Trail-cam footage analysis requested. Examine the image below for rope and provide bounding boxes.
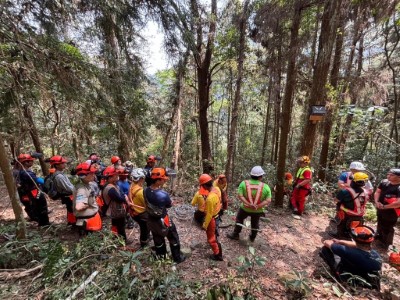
[169,204,195,221]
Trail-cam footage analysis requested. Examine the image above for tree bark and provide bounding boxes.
[299,0,341,157]
[0,134,26,239]
[275,2,303,206]
[225,0,250,183]
[23,105,49,176]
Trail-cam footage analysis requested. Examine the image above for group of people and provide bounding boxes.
[11,152,400,288]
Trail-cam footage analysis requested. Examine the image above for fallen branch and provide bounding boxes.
[321,263,354,299]
[66,270,99,300]
[0,264,43,280]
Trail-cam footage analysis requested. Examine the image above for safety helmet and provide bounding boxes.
[111,156,121,164]
[151,167,168,180]
[75,162,97,176]
[349,161,365,171]
[125,160,133,167]
[103,166,119,177]
[298,156,310,164]
[353,172,368,182]
[285,172,293,180]
[199,174,213,185]
[350,225,375,243]
[18,153,35,163]
[250,166,265,177]
[131,168,146,181]
[147,155,156,163]
[49,155,68,165]
[388,168,400,176]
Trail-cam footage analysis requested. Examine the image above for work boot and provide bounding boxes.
[210,242,223,261]
[155,243,168,260]
[170,244,186,264]
[226,232,239,240]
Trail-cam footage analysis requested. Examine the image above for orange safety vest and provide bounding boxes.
[244,180,265,205]
[340,187,367,217]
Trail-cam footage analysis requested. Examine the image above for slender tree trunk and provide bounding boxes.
[275,2,303,206]
[23,105,48,176]
[300,0,341,157]
[0,134,26,239]
[226,0,250,183]
[261,76,273,166]
[318,16,345,181]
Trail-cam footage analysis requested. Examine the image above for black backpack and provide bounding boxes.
[43,173,58,200]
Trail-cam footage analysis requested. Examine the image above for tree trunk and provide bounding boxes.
[225,0,250,183]
[318,16,345,182]
[275,2,303,207]
[0,134,26,239]
[23,105,49,176]
[299,0,341,157]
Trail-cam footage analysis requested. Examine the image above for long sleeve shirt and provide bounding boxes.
[203,190,221,230]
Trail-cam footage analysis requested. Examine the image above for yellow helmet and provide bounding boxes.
[353,172,368,182]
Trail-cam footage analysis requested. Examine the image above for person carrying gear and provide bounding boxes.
[338,161,373,196]
[320,226,382,290]
[116,167,134,229]
[102,166,129,243]
[143,155,159,187]
[111,156,122,167]
[331,172,369,238]
[73,162,102,235]
[227,166,271,242]
[213,174,228,211]
[200,174,223,261]
[17,154,50,226]
[374,168,400,250]
[128,168,150,247]
[144,167,185,263]
[291,156,312,217]
[47,155,76,225]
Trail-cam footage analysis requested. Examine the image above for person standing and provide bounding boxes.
[73,162,102,234]
[128,168,150,248]
[213,174,228,211]
[144,167,185,263]
[48,155,76,225]
[144,155,157,187]
[320,226,382,289]
[200,174,223,261]
[338,161,373,196]
[291,156,312,217]
[227,166,271,242]
[17,153,50,226]
[102,166,129,242]
[374,168,400,250]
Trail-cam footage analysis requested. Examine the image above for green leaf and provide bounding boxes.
[332,285,342,297]
[249,246,255,255]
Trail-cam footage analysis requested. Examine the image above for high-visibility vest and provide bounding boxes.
[244,180,265,205]
[340,187,367,217]
[296,167,311,180]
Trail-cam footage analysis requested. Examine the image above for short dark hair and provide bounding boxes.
[251,175,262,180]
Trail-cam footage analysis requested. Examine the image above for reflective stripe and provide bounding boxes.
[296,167,311,180]
[244,180,264,205]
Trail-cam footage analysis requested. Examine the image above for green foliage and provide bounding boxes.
[364,203,377,222]
[282,270,313,298]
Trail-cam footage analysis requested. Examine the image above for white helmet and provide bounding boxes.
[131,168,145,181]
[349,161,365,171]
[250,166,265,177]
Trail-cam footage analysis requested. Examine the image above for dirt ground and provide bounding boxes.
[0,186,399,299]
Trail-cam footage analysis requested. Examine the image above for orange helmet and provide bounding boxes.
[49,155,67,165]
[151,167,168,180]
[199,174,213,185]
[18,153,35,163]
[147,155,156,163]
[285,172,293,180]
[103,166,119,177]
[350,226,375,243]
[111,156,121,164]
[76,162,97,175]
[298,156,310,164]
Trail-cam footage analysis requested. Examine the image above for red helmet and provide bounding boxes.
[75,162,97,175]
[49,155,68,165]
[199,174,213,185]
[111,156,121,164]
[147,155,156,163]
[350,226,375,243]
[151,167,168,180]
[103,166,119,177]
[18,153,35,163]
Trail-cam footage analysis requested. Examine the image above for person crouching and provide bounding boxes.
[73,162,102,235]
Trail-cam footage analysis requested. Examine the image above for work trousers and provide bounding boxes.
[148,216,180,256]
[232,208,263,240]
[206,218,220,255]
[133,212,150,247]
[376,209,398,247]
[290,187,309,214]
[111,217,127,241]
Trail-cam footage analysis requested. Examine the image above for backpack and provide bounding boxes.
[43,173,58,200]
[143,188,164,218]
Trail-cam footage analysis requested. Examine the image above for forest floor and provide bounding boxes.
[0,186,399,299]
